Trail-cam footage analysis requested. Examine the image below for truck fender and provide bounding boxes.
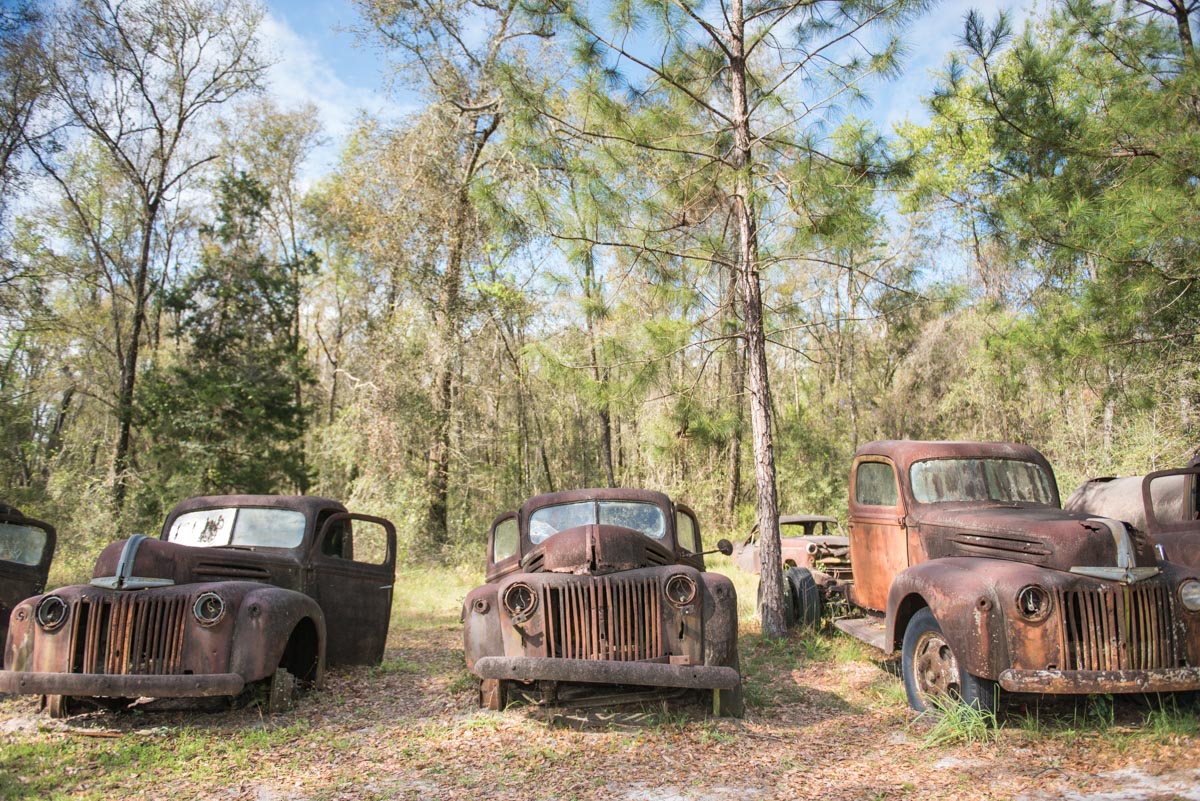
[700,572,738,669]
[885,559,1009,680]
[229,586,326,688]
[462,584,502,672]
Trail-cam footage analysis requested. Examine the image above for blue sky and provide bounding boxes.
[261,0,1031,175]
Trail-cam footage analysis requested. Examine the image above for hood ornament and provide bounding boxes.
[1069,518,1159,585]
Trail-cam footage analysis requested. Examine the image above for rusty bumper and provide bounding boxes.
[473,656,740,690]
[999,667,1200,694]
[0,670,245,698]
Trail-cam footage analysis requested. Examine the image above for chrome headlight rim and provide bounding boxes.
[193,591,227,626]
[1179,579,1200,613]
[502,582,537,622]
[1016,584,1052,622]
[35,595,69,631]
[665,574,698,607]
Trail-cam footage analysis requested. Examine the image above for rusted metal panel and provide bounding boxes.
[1000,667,1200,694]
[473,656,740,689]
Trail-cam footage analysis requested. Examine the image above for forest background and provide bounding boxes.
[0,0,1196,584]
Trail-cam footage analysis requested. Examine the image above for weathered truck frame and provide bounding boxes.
[1066,460,1200,571]
[1,495,396,715]
[463,488,743,716]
[792,441,1200,712]
[0,505,56,650]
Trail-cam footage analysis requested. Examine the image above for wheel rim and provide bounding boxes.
[912,629,961,706]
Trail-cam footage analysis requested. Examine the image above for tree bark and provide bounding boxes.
[728,0,786,638]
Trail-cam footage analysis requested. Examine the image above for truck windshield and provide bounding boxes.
[529,501,667,544]
[167,507,307,548]
[910,459,1055,505]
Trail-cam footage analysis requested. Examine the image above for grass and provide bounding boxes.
[917,695,1002,747]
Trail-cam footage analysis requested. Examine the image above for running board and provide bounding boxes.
[833,617,891,654]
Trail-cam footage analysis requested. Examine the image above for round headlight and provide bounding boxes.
[665,574,697,607]
[1016,585,1052,622]
[193,592,226,626]
[502,582,537,622]
[1180,579,1200,612]
[36,595,69,631]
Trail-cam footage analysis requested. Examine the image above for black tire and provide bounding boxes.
[786,566,822,630]
[901,607,996,714]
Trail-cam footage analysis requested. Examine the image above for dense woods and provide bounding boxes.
[1,0,1196,592]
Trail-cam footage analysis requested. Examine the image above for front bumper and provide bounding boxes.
[0,670,245,698]
[473,656,740,690]
[999,667,1200,694]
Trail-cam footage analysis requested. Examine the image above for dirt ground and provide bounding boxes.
[2,615,1199,801]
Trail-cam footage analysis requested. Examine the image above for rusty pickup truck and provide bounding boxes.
[463,488,743,716]
[790,441,1200,713]
[1,495,395,716]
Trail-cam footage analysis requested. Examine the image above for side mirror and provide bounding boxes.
[701,538,734,557]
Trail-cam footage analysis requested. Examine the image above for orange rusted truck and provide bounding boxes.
[792,441,1200,712]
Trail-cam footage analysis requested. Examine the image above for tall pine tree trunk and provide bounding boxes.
[728,0,785,638]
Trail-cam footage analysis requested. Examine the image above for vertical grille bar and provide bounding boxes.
[543,576,667,663]
[1056,584,1175,672]
[65,595,189,675]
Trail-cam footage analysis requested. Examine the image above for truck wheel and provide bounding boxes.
[43,694,74,719]
[267,667,296,713]
[480,678,508,711]
[786,567,822,630]
[901,608,996,714]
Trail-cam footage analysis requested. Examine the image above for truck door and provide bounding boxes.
[848,457,909,612]
[310,512,397,666]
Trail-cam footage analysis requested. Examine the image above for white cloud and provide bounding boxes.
[257,12,405,175]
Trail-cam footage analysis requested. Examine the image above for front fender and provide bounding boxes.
[228,586,326,686]
[700,573,739,668]
[886,558,1012,679]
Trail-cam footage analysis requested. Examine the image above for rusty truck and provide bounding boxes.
[1,495,395,716]
[785,441,1200,712]
[462,488,743,716]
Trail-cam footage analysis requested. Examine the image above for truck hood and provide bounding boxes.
[521,524,675,575]
[92,537,304,590]
[917,503,1158,574]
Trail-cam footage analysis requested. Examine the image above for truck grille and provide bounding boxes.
[1056,583,1177,671]
[542,577,664,661]
[68,595,188,675]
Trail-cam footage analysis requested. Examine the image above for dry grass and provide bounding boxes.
[2,565,1199,801]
